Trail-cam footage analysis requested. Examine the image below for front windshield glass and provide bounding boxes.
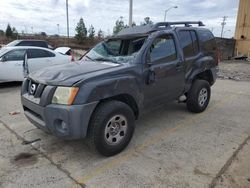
[83,37,147,63]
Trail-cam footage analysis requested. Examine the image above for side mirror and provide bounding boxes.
[1,56,6,62]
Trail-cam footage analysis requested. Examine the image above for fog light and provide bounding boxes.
[55,119,68,133]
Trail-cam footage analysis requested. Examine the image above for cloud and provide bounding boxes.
[0,0,239,38]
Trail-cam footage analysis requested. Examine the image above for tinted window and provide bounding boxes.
[28,49,55,58]
[150,35,177,63]
[178,31,195,58]
[198,30,216,52]
[190,31,199,54]
[3,49,26,61]
[17,41,48,48]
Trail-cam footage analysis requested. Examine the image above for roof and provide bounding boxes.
[116,21,205,37]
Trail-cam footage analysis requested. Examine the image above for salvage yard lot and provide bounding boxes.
[1,70,250,187]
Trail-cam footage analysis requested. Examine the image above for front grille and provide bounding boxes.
[22,78,57,107]
[26,79,46,98]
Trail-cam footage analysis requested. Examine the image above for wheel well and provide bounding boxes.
[194,70,214,85]
[99,94,139,119]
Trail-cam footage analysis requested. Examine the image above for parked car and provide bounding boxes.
[0,46,71,82]
[21,21,219,156]
[54,47,72,55]
[5,40,53,49]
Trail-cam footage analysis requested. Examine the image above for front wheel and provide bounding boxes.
[186,80,211,113]
[87,101,135,156]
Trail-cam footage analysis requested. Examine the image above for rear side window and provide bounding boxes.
[17,41,48,48]
[178,30,199,58]
[28,49,55,59]
[198,30,216,52]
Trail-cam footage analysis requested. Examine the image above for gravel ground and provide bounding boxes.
[218,60,250,81]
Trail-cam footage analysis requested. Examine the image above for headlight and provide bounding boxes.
[52,87,79,105]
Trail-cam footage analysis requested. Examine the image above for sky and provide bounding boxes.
[0,0,239,38]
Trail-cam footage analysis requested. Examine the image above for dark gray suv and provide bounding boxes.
[21,21,219,156]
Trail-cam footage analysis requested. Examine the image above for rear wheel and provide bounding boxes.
[87,101,135,156]
[186,80,211,113]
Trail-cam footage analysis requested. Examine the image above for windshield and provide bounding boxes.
[83,37,147,63]
[0,48,9,57]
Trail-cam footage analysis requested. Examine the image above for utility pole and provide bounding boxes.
[220,16,228,38]
[57,24,60,35]
[129,0,133,27]
[66,0,69,40]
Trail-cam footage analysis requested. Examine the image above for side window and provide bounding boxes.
[149,35,177,63]
[198,30,216,52]
[190,31,199,55]
[3,49,26,61]
[28,49,55,59]
[178,31,194,58]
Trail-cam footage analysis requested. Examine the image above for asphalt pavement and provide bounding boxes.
[0,79,250,188]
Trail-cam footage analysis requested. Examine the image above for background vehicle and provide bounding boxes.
[5,40,53,49]
[0,46,70,82]
[21,21,219,156]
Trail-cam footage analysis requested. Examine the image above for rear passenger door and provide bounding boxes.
[177,29,200,74]
[27,49,56,72]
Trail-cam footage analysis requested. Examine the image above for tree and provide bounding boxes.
[132,22,136,27]
[88,25,95,39]
[12,27,18,38]
[5,24,13,38]
[113,16,125,35]
[97,29,104,39]
[141,17,153,26]
[75,18,87,43]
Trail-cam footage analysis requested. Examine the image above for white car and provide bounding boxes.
[0,46,71,82]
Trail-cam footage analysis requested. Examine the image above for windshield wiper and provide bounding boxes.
[85,55,94,61]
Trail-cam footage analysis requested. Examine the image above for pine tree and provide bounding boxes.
[75,18,87,43]
[113,16,125,35]
[5,24,13,38]
[88,25,95,39]
[141,17,153,26]
[97,29,104,39]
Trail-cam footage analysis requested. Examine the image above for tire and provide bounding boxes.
[87,100,135,156]
[186,80,211,113]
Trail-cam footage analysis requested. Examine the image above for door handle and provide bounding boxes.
[15,63,22,66]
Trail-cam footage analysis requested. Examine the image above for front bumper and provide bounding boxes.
[22,96,98,140]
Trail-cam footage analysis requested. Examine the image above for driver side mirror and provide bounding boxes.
[0,56,7,62]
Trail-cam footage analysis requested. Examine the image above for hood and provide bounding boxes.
[29,60,122,86]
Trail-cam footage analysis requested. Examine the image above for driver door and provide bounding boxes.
[0,49,26,82]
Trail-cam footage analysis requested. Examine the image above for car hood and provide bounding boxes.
[29,60,122,86]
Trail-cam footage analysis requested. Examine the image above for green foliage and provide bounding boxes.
[97,29,104,39]
[75,18,87,43]
[141,17,153,26]
[88,25,95,39]
[113,17,125,35]
[5,24,13,38]
[12,27,18,39]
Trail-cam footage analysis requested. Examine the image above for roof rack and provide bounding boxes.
[152,21,205,30]
[116,21,205,37]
